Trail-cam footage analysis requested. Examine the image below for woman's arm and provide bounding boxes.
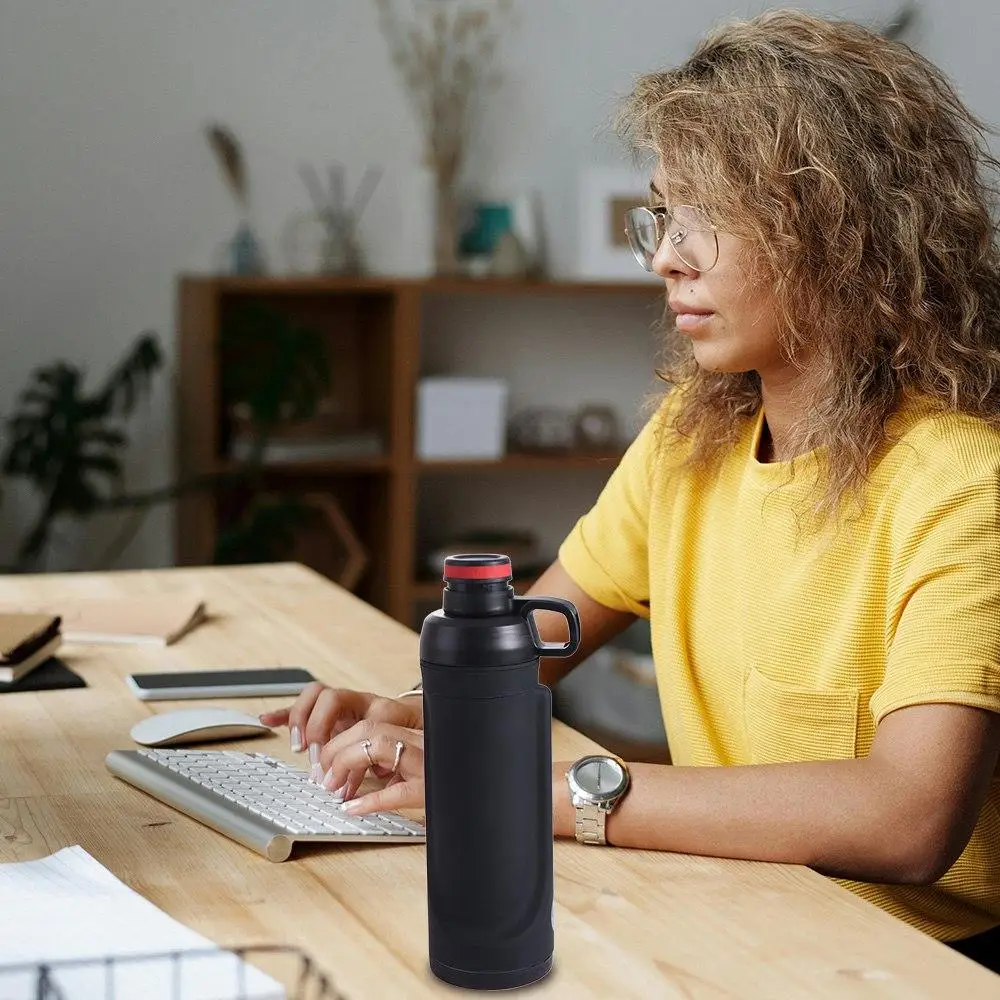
[554,702,1000,885]
[527,559,636,687]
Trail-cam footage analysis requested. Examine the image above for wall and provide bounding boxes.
[0,0,991,568]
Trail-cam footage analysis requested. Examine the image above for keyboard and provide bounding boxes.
[105,748,425,862]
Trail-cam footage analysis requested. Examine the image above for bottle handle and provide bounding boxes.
[514,597,582,658]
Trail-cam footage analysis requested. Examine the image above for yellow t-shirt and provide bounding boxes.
[558,391,1000,941]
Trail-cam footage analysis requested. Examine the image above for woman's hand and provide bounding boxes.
[259,683,423,781]
[318,719,425,816]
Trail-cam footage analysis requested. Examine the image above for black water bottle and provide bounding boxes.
[419,554,581,990]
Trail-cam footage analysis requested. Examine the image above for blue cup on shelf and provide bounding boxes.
[459,203,514,257]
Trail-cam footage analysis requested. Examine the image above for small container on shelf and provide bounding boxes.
[416,377,508,460]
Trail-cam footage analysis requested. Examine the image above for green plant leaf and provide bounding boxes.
[3,332,163,568]
[84,427,128,448]
[99,331,164,417]
[220,304,331,434]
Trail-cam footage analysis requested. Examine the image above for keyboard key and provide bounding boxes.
[388,817,425,835]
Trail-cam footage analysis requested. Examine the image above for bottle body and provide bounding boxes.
[421,658,553,989]
[419,554,580,990]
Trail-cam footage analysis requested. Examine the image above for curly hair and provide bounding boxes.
[617,9,1000,522]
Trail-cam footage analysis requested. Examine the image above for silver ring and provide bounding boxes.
[389,740,404,776]
[360,738,377,769]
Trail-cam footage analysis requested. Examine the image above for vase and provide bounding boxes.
[460,203,513,257]
[319,212,364,275]
[229,220,266,275]
[433,175,461,276]
[281,211,327,274]
[490,229,529,279]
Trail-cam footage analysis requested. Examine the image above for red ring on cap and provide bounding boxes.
[444,559,512,581]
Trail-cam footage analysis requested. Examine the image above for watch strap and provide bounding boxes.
[574,801,607,846]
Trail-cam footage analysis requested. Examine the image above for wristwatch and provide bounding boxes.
[565,754,631,845]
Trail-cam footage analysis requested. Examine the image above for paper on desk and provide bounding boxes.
[0,846,284,1000]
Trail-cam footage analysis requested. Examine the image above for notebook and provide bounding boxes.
[0,846,283,999]
[0,656,85,693]
[13,596,207,647]
[0,614,62,683]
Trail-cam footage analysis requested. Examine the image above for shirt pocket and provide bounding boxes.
[744,666,860,764]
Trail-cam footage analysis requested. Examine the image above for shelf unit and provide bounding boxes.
[176,276,662,624]
[416,450,624,473]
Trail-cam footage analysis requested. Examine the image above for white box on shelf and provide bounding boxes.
[416,377,509,460]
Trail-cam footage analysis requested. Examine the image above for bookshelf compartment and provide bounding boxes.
[212,473,390,608]
[216,292,395,469]
[178,277,660,622]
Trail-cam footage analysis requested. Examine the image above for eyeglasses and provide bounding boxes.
[624,204,719,273]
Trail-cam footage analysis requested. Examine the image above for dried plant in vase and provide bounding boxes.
[375,0,513,275]
[206,123,266,274]
[298,161,382,274]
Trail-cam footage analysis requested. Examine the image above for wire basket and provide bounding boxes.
[0,944,345,1000]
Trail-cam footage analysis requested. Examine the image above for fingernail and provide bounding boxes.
[321,767,336,790]
[310,762,323,784]
[331,782,348,800]
[309,742,321,765]
[344,799,363,814]
[290,726,303,752]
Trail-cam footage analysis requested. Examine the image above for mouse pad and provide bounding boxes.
[0,657,87,694]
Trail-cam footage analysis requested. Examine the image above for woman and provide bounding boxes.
[262,10,1000,966]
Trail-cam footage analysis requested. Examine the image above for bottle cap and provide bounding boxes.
[443,554,512,583]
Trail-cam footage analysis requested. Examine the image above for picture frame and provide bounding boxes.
[575,165,661,282]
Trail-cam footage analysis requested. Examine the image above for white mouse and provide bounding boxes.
[130,707,272,747]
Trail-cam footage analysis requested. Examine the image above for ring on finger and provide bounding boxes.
[389,740,404,776]
[360,738,377,769]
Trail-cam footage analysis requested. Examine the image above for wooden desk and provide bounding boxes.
[0,563,995,998]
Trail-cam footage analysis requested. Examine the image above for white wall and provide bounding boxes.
[0,0,992,569]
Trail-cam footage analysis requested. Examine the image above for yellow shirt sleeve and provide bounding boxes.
[558,400,672,618]
[872,468,1000,723]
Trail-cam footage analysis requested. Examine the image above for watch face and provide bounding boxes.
[572,757,626,800]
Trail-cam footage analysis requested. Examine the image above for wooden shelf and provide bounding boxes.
[183,274,663,299]
[217,455,392,476]
[203,275,400,296]
[177,275,647,624]
[211,452,621,477]
[417,450,624,474]
[418,277,663,298]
